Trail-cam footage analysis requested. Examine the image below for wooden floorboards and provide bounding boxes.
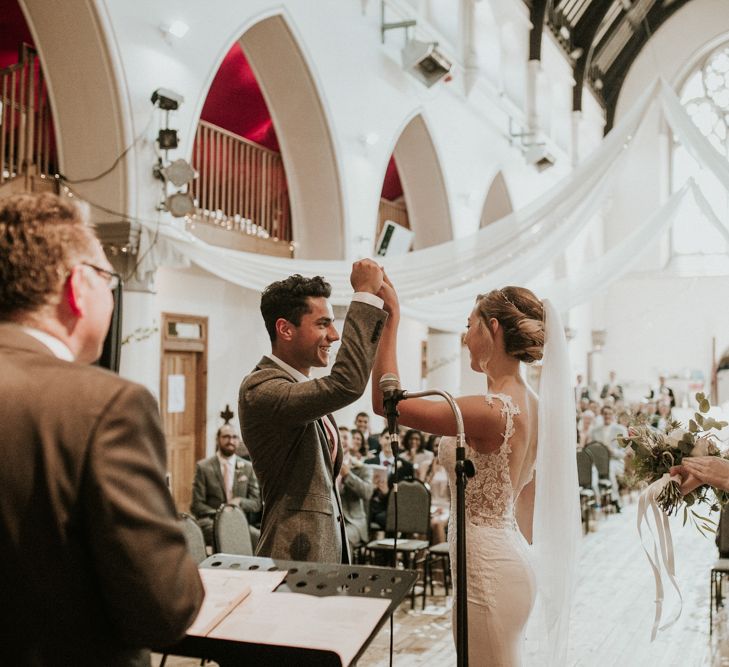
[154,496,729,666]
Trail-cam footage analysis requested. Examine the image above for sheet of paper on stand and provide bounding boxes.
[208,590,391,666]
[187,568,287,637]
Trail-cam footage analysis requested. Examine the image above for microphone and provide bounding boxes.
[379,373,403,442]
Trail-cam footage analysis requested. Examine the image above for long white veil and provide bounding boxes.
[528,298,581,665]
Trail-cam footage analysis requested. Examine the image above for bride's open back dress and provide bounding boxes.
[438,393,537,666]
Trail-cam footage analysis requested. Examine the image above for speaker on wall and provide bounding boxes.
[375,220,414,257]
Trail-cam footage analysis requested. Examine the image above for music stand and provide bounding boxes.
[164,553,417,666]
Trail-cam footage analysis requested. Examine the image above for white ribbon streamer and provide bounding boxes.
[636,473,683,641]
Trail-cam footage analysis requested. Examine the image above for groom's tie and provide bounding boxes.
[321,414,338,463]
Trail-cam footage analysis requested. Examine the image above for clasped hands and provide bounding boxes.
[350,259,399,316]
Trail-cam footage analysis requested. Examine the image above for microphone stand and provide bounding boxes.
[397,388,474,667]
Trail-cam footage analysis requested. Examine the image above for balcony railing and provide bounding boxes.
[190,120,292,256]
[0,44,56,188]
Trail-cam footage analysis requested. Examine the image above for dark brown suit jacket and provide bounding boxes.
[0,325,203,666]
[239,300,386,564]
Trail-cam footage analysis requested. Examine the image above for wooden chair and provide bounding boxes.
[213,503,254,556]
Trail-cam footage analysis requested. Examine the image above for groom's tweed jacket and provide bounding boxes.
[239,300,386,563]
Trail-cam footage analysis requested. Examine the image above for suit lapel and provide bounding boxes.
[316,418,336,479]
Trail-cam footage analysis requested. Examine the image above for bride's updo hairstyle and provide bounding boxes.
[475,286,545,363]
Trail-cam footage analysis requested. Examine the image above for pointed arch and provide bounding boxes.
[479,171,513,228]
[20,0,130,215]
[385,113,452,250]
[231,15,344,259]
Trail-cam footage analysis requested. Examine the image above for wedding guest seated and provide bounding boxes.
[588,400,603,426]
[338,435,375,553]
[655,399,672,431]
[355,411,381,455]
[589,405,628,510]
[351,428,369,458]
[365,430,414,530]
[617,410,631,428]
[424,436,449,544]
[191,424,262,546]
[639,400,658,426]
[401,428,434,481]
[339,426,362,460]
[577,410,596,449]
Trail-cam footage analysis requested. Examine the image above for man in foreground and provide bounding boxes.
[239,261,388,563]
[0,193,203,665]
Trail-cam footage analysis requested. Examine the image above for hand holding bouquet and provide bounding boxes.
[618,393,729,532]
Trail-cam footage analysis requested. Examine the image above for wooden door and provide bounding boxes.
[160,314,207,511]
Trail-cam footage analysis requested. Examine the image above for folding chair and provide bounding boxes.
[576,450,597,533]
[584,442,615,512]
[178,512,208,564]
[365,479,431,609]
[213,503,254,555]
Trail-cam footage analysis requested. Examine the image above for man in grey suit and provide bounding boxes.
[239,261,388,563]
[191,423,262,546]
[0,193,203,666]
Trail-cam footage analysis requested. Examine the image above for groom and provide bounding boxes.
[239,260,388,564]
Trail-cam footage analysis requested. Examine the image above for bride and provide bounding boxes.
[372,278,579,666]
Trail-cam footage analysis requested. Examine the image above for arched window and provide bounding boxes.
[671,44,729,262]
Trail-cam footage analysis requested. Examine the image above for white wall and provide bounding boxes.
[600,0,729,391]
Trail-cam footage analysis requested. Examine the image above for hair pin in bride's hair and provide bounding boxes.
[500,288,518,310]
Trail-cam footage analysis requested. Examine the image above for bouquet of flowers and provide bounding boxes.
[618,393,729,533]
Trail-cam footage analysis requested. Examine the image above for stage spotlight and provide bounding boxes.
[401,39,452,88]
[157,128,179,150]
[165,192,196,218]
[160,158,196,187]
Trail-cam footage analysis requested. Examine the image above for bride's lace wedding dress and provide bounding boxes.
[439,393,537,666]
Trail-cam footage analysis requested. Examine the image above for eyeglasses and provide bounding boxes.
[82,262,122,291]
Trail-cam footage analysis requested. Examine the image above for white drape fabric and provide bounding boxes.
[529,299,581,666]
[135,79,726,331]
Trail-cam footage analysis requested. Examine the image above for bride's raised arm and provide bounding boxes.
[372,274,504,453]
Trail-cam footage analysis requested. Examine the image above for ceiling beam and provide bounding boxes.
[602,0,693,130]
[571,0,617,110]
[529,0,550,61]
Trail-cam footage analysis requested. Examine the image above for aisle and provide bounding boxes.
[360,499,729,666]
